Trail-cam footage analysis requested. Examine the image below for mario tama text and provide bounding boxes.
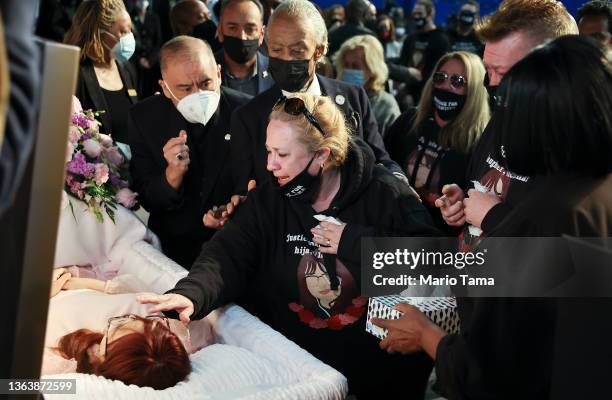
[371,249,493,287]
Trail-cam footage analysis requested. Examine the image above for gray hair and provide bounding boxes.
[267,0,328,50]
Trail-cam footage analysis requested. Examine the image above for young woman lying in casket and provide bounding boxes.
[43,268,213,389]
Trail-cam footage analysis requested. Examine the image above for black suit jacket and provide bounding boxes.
[214,49,275,95]
[230,74,402,193]
[129,87,252,268]
[75,59,139,135]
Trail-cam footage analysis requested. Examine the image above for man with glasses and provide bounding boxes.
[214,0,274,96]
[128,35,252,269]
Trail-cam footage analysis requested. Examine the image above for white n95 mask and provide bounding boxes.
[164,81,220,126]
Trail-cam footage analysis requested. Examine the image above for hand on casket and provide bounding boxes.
[138,292,194,324]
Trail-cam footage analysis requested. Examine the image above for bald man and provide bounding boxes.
[128,36,252,269]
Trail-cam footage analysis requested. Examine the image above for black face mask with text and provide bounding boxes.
[432,88,466,121]
[268,57,312,92]
[223,36,260,64]
[271,155,322,202]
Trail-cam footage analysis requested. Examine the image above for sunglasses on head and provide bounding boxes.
[433,71,467,90]
[274,96,326,136]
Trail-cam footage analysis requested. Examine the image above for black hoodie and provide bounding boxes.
[168,138,438,398]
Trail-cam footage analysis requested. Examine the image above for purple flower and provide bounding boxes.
[104,146,124,166]
[99,134,114,148]
[67,152,95,177]
[116,188,138,208]
[109,173,122,187]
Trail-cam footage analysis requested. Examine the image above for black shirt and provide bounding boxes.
[449,29,484,56]
[101,87,132,144]
[400,28,450,84]
[385,109,468,235]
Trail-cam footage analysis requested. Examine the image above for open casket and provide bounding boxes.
[44,201,348,399]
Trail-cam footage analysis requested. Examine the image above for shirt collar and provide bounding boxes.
[281,74,322,97]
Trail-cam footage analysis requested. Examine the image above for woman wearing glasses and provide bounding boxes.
[384,51,490,234]
[139,93,439,399]
[43,281,212,388]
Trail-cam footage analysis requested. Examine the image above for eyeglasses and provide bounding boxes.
[274,96,326,136]
[433,71,467,90]
[103,314,169,356]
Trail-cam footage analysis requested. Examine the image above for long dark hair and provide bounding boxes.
[492,35,612,177]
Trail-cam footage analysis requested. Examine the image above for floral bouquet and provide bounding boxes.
[65,108,137,223]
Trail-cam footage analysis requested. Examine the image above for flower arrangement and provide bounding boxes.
[65,108,137,223]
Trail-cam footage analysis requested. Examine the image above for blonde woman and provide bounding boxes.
[385,51,489,234]
[65,0,139,156]
[140,93,438,399]
[333,34,400,137]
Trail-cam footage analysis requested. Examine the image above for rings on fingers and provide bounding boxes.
[326,238,331,246]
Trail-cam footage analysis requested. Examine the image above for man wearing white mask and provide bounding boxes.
[129,35,252,269]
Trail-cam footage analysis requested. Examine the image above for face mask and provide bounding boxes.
[104,31,136,63]
[459,11,475,26]
[268,57,312,92]
[432,88,466,121]
[164,82,220,125]
[223,36,260,64]
[378,29,391,41]
[413,17,426,29]
[272,155,322,202]
[395,27,406,37]
[342,68,366,87]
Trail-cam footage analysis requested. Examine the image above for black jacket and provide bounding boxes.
[75,59,139,140]
[168,138,437,397]
[214,49,274,95]
[128,87,252,268]
[230,74,403,193]
[327,21,376,57]
[436,173,612,399]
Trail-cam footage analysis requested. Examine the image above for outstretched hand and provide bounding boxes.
[203,179,256,229]
[137,292,195,324]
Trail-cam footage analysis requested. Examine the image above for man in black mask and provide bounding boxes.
[398,0,450,101]
[327,0,376,57]
[448,0,484,56]
[204,0,406,228]
[214,0,274,96]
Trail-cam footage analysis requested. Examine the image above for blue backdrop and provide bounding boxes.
[314,0,586,26]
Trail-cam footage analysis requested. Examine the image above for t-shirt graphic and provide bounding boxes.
[411,40,428,69]
[289,253,366,330]
[458,149,530,252]
[406,136,445,206]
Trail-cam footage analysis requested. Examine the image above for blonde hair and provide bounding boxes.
[333,34,388,93]
[64,0,127,63]
[476,0,578,47]
[270,93,350,167]
[413,51,490,153]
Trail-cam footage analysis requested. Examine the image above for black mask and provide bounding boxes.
[486,85,500,112]
[458,11,475,26]
[268,57,312,92]
[271,155,322,202]
[432,88,466,121]
[223,36,259,64]
[413,17,426,28]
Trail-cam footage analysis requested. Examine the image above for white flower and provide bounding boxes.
[82,138,103,158]
[116,188,138,208]
[66,142,75,163]
[98,134,114,148]
[105,146,124,166]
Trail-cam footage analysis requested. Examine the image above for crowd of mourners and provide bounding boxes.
[32,0,612,398]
